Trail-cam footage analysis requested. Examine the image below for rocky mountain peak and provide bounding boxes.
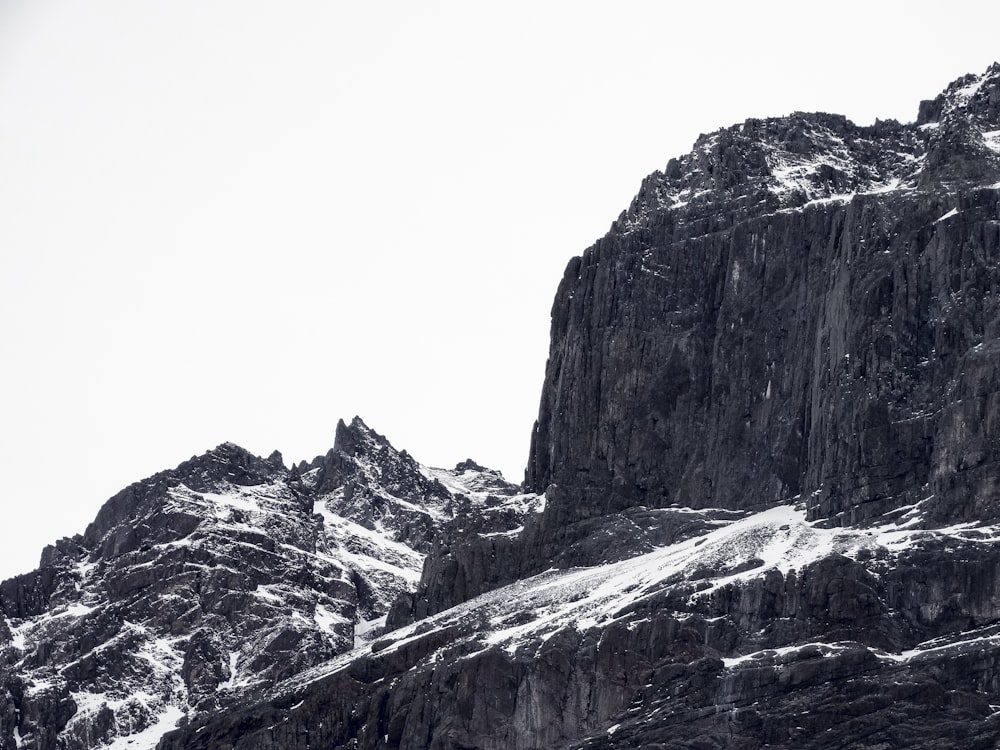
[615,64,1000,241]
[914,63,1000,186]
[917,61,1000,127]
[155,65,1000,748]
[314,416,436,503]
[73,442,287,568]
[453,458,486,472]
[191,442,282,488]
[331,416,391,458]
[1,421,541,749]
[527,64,1000,529]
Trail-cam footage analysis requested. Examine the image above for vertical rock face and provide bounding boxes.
[395,65,1000,628]
[527,63,1000,537]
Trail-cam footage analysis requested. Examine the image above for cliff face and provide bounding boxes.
[527,186,1000,528]
[390,66,1000,628]
[527,64,1000,534]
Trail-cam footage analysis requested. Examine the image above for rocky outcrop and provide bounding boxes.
[527,65,1000,529]
[0,420,535,750]
[513,66,1000,597]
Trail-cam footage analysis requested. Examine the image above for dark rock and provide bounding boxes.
[1,421,536,749]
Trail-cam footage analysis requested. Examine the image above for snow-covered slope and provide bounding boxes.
[165,494,1000,748]
[279,496,1000,687]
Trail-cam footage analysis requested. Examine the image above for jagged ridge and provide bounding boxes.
[0,419,540,749]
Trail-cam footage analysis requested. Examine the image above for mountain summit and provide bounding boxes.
[0,427,539,749]
[5,64,1000,749]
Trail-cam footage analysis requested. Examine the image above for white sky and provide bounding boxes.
[1,0,997,580]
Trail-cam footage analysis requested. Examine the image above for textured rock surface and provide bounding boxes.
[393,64,1000,628]
[0,419,537,750]
[526,64,1000,531]
[160,502,1000,750]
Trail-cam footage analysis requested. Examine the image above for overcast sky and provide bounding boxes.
[1,0,997,580]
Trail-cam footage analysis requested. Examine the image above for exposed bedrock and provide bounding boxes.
[528,186,1000,528]
[163,540,1000,750]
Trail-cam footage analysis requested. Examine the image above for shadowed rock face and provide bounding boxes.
[526,187,1000,531]
[526,64,1000,531]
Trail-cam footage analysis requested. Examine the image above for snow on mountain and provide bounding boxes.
[163,64,1000,749]
[616,62,1000,240]
[276,496,1000,691]
[0,421,541,750]
[169,489,1000,748]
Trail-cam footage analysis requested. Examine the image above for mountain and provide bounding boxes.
[4,63,1000,749]
[0,418,540,749]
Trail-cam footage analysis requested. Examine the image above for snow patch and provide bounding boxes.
[293,541,420,585]
[75,558,98,579]
[953,75,985,103]
[479,526,524,539]
[723,642,849,668]
[253,584,284,603]
[102,703,185,750]
[68,690,110,719]
[354,615,387,649]
[8,618,27,651]
[222,651,240,689]
[879,625,1000,663]
[316,503,423,569]
[314,603,349,635]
